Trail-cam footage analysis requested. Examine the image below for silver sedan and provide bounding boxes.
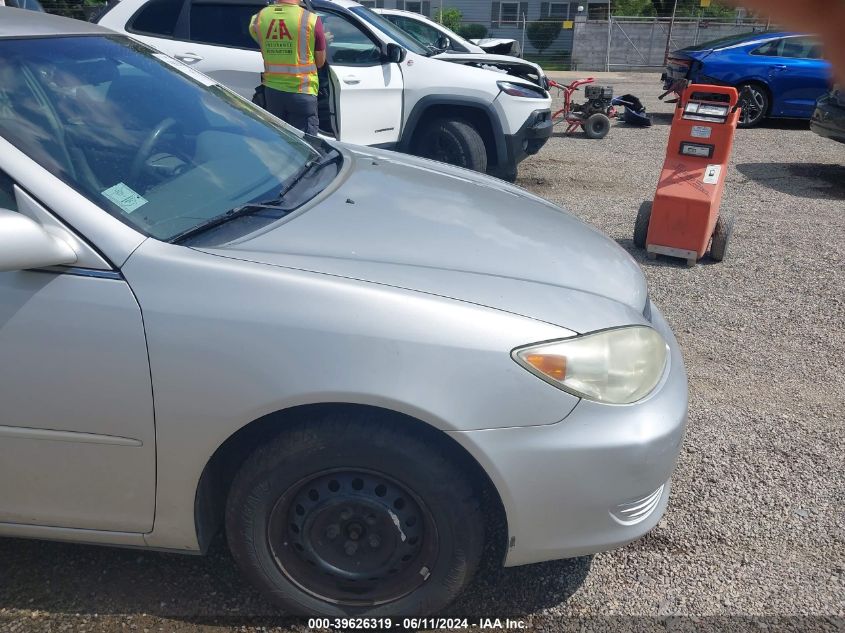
[0,8,687,618]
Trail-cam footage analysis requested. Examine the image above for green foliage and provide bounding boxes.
[457,23,488,40]
[616,0,737,18]
[526,18,562,54]
[613,0,656,16]
[434,7,463,32]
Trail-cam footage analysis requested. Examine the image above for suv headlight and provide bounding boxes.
[497,80,546,99]
[512,326,669,404]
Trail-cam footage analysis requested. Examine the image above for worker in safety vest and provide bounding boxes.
[249,0,327,134]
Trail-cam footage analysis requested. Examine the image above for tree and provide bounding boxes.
[526,18,562,54]
[434,7,463,32]
[613,0,656,16]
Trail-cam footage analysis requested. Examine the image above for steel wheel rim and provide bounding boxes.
[739,87,766,125]
[267,468,439,606]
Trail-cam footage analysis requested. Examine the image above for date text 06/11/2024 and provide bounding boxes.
[307,618,529,630]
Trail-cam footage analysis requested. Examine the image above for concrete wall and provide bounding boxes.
[571,16,770,71]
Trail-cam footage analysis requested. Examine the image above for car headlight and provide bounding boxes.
[512,326,669,404]
[497,80,546,99]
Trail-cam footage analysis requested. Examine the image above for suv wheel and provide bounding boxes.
[225,417,485,617]
[416,119,488,172]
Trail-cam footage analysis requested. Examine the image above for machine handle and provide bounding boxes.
[684,84,739,108]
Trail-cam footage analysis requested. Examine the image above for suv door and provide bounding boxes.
[119,0,264,99]
[0,172,156,533]
[180,0,266,98]
[319,9,403,146]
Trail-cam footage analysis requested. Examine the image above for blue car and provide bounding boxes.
[663,32,832,128]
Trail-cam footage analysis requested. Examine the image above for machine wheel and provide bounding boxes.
[710,211,735,262]
[633,201,652,249]
[225,416,485,617]
[583,113,611,139]
[416,119,488,173]
[737,83,769,128]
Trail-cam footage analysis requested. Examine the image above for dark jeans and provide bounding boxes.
[264,86,319,136]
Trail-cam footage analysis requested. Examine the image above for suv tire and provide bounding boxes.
[225,415,485,617]
[416,119,488,172]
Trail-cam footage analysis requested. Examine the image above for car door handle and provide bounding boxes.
[770,64,788,72]
[175,53,203,65]
[342,75,360,85]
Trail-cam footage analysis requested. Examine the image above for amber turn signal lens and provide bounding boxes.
[523,354,567,380]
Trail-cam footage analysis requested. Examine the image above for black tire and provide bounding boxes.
[225,416,485,617]
[498,167,518,183]
[583,113,611,139]
[634,201,652,249]
[710,210,735,262]
[416,118,488,173]
[737,83,769,128]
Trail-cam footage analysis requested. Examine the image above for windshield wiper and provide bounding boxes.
[170,149,342,244]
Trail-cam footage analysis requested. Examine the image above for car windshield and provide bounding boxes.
[0,35,324,241]
[348,6,429,56]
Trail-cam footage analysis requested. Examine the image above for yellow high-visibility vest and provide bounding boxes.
[250,4,318,96]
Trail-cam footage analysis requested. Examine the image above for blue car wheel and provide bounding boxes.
[738,83,770,128]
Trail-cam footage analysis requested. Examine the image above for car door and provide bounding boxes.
[319,9,403,146]
[107,0,264,99]
[0,171,156,533]
[753,36,832,117]
[178,0,266,99]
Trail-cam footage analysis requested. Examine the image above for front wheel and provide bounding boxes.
[416,119,488,173]
[710,211,735,262]
[633,201,652,249]
[583,113,611,139]
[225,417,485,617]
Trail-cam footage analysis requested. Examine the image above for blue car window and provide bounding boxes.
[753,37,822,60]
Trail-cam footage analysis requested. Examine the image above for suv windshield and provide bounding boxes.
[0,35,325,241]
[349,6,429,56]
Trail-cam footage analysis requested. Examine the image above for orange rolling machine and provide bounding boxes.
[634,83,742,267]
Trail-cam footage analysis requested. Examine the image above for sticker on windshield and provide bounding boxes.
[102,182,148,213]
[152,53,217,87]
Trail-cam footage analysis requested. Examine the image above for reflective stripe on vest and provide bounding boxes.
[255,4,318,96]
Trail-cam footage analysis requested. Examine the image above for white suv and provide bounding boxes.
[97,0,552,180]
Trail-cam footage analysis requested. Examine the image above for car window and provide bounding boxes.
[189,2,261,50]
[754,37,822,59]
[0,170,18,212]
[318,11,383,66]
[387,14,440,48]
[130,0,185,38]
[0,35,320,242]
[348,6,429,56]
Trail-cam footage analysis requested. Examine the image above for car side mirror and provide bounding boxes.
[385,43,406,64]
[436,35,451,50]
[0,209,77,272]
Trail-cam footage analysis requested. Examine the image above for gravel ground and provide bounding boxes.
[1,73,844,633]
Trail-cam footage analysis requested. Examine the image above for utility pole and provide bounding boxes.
[606,0,612,71]
[662,0,679,65]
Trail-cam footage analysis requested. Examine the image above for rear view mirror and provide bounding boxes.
[0,209,77,272]
[385,43,406,64]
[436,35,451,50]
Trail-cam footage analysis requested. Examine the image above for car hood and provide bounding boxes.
[435,52,546,85]
[196,146,648,333]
